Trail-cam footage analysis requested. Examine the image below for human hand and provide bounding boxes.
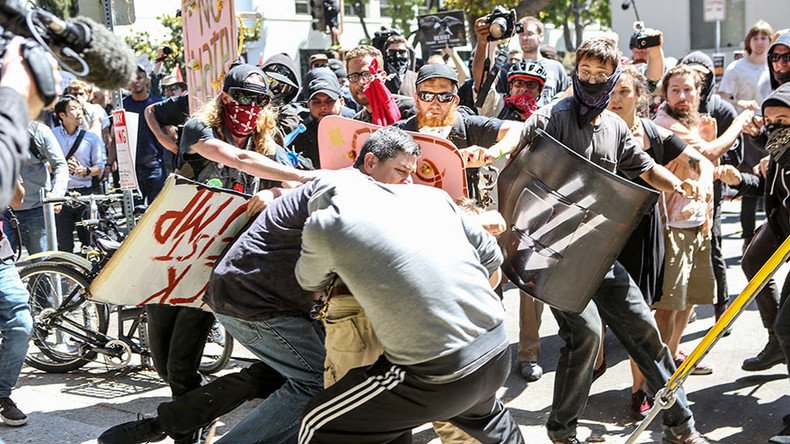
[699,115,718,142]
[676,179,709,201]
[67,158,82,176]
[753,156,770,177]
[743,115,764,138]
[734,109,756,129]
[246,188,281,216]
[460,146,488,168]
[475,210,507,236]
[714,165,743,186]
[474,17,491,44]
[736,99,760,111]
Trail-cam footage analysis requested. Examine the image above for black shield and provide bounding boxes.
[498,129,659,313]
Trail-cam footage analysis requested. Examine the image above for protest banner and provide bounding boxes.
[316,115,467,199]
[90,175,251,310]
[112,109,139,191]
[417,10,467,51]
[182,0,238,113]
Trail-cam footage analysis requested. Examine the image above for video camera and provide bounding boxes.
[0,0,136,105]
[485,6,522,42]
[629,21,661,50]
[372,27,402,54]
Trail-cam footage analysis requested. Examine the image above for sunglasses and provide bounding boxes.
[387,49,409,57]
[267,77,295,97]
[229,88,270,107]
[769,53,790,63]
[511,79,542,90]
[417,91,456,103]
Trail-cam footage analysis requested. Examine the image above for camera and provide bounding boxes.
[372,27,401,54]
[162,46,173,56]
[630,21,661,50]
[485,6,519,42]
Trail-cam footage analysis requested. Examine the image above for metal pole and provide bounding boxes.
[40,188,57,251]
[715,19,721,53]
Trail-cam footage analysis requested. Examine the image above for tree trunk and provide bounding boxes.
[563,22,573,53]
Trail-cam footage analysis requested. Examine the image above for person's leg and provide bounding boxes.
[300,351,523,444]
[0,262,33,425]
[323,296,384,387]
[741,223,785,370]
[163,307,215,398]
[15,208,47,255]
[710,187,728,311]
[654,309,677,355]
[668,307,694,356]
[55,203,76,253]
[595,262,696,439]
[214,314,325,444]
[545,299,602,442]
[144,304,180,389]
[516,291,543,381]
[2,210,18,253]
[654,228,693,358]
[741,194,758,246]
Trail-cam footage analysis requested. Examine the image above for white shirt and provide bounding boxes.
[718,58,772,111]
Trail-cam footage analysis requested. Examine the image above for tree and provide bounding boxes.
[539,0,610,52]
[381,0,422,37]
[36,0,78,18]
[443,0,552,46]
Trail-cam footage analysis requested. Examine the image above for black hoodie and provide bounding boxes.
[681,51,743,166]
[737,83,790,235]
[769,33,790,91]
[261,53,304,141]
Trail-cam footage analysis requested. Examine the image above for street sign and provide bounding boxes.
[703,0,726,23]
[112,109,139,191]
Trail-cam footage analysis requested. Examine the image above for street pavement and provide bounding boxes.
[1,200,788,444]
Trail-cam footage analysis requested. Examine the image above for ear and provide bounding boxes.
[362,152,377,173]
[220,92,232,105]
[452,95,460,106]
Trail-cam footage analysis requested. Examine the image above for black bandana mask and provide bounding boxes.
[766,124,790,168]
[385,53,410,78]
[775,70,790,86]
[572,64,621,128]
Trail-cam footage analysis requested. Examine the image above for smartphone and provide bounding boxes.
[636,33,661,49]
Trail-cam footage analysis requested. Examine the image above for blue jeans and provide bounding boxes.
[0,262,33,398]
[547,261,695,441]
[214,314,325,444]
[4,208,48,255]
[136,165,166,205]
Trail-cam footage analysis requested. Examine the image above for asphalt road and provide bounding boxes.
[1,200,788,444]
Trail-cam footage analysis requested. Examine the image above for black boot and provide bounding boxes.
[742,332,785,371]
[98,417,167,444]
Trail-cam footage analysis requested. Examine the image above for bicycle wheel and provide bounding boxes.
[199,318,234,375]
[21,262,109,373]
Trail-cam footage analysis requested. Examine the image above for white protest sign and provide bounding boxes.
[112,109,139,191]
[703,0,726,22]
[90,175,252,310]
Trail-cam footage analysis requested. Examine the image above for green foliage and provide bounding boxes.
[538,0,610,51]
[35,0,78,18]
[380,0,423,36]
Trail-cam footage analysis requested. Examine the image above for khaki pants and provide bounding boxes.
[323,295,479,443]
[517,291,543,362]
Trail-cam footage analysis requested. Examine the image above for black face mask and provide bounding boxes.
[766,124,790,168]
[385,53,409,77]
[775,70,790,86]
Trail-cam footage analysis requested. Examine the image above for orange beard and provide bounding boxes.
[417,104,458,128]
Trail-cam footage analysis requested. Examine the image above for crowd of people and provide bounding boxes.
[0,10,789,444]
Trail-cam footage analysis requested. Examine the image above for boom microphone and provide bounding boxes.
[0,1,136,90]
[622,0,632,10]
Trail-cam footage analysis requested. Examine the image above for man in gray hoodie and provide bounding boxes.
[295,128,523,443]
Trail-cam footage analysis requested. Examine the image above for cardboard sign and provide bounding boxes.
[90,175,251,309]
[712,53,726,83]
[182,0,238,113]
[703,0,726,22]
[417,10,467,51]
[112,110,139,191]
[316,115,467,199]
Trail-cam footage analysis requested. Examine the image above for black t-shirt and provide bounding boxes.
[122,94,166,170]
[394,110,502,150]
[152,95,190,127]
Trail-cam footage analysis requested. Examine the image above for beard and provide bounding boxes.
[417,104,458,128]
[665,101,701,129]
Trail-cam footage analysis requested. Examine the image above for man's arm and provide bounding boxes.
[295,212,335,291]
[644,32,665,83]
[145,104,179,155]
[486,120,522,160]
[640,163,707,201]
[38,125,69,197]
[190,138,316,183]
[472,17,491,94]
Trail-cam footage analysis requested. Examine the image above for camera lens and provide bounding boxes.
[490,17,508,39]
[163,47,173,55]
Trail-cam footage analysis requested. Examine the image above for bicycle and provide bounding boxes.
[22,192,234,374]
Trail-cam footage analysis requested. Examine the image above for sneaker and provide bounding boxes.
[98,417,167,444]
[663,430,711,444]
[630,389,652,418]
[519,360,543,382]
[553,437,582,444]
[770,423,790,444]
[742,333,785,371]
[0,397,27,426]
[674,351,713,375]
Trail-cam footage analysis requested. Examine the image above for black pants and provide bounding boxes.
[157,361,286,438]
[55,187,93,253]
[145,304,215,398]
[711,182,728,306]
[741,194,763,242]
[298,350,524,444]
[741,222,787,331]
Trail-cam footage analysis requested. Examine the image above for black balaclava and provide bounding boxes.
[681,51,716,111]
[261,53,300,104]
[572,64,622,128]
[762,83,790,167]
[769,33,790,90]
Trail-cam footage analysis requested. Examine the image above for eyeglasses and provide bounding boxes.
[387,49,409,57]
[769,53,790,63]
[348,71,379,84]
[511,79,542,90]
[267,77,295,98]
[229,89,270,107]
[417,91,456,103]
[577,70,614,84]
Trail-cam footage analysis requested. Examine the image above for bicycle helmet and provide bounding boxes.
[507,60,547,86]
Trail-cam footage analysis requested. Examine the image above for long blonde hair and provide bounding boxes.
[193,96,279,156]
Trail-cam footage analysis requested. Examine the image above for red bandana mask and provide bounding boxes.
[503,93,538,121]
[222,103,262,138]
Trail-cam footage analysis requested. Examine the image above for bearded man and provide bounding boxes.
[394,63,521,201]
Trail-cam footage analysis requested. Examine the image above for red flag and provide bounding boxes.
[362,59,401,126]
[172,64,184,83]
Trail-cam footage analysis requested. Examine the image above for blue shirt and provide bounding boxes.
[123,94,166,170]
[53,125,105,190]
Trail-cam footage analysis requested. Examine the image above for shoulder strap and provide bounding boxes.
[65,129,86,161]
[28,122,44,161]
[641,119,665,165]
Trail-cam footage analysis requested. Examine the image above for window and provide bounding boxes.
[295,0,309,15]
[689,0,746,50]
[380,0,390,17]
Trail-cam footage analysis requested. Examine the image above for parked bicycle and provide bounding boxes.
[21,192,234,374]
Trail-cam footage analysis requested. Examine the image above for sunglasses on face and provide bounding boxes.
[769,53,790,63]
[417,91,456,103]
[387,49,409,57]
[229,89,270,107]
[511,79,541,90]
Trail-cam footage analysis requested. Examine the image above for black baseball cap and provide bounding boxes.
[416,64,458,86]
[307,68,341,100]
[223,64,270,96]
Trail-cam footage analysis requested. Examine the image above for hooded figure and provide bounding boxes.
[681,51,744,167]
[769,32,790,90]
[261,53,304,143]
